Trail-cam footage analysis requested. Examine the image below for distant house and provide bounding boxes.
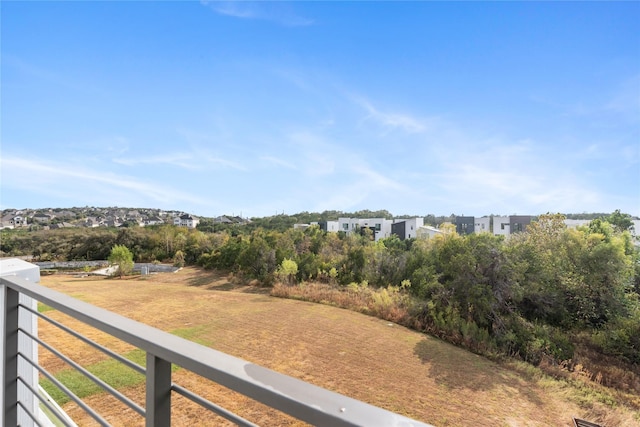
[456,215,533,237]
[144,216,164,226]
[32,213,52,224]
[56,210,76,220]
[317,221,340,232]
[417,225,443,239]
[50,222,74,229]
[455,216,474,235]
[474,217,491,233]
[338,217,393,241]
[214,216,234,224]
[564,219,591,229]
[1,213,17,229]
[391,217,424,240]
[493,216,511,237]
[174,214,199,228]
[231,216,251,225]
[83,217,101,228]
[11,216,27,227]
[290,217,426,241]
[103,219,122,228]
[510,215,532,234]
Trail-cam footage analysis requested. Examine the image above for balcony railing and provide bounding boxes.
[0,259,431,427]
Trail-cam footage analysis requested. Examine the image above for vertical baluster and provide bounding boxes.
[146,353,171,427]
[4,286,19,426]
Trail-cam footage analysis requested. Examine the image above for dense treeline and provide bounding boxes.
[1,213,638,366]
[199,209,456,233]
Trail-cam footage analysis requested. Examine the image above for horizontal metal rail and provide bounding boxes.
[2,274,432,426]
[22,303,145,375]
[16,399,44,427]
[18,377,72,427]
[20,352,111,426]
[20,328,146,417]
[171,383,259,427]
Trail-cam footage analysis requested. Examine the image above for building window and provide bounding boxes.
[375,223,381,231]
[343,223,349,230]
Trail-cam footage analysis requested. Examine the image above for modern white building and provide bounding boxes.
[564,219,591,229]
[493,216,511,237]
[337,217,393,241]
[310,221,340,232]
[474,217,491,233]
[417,225,443,239]
[391,217,424,240]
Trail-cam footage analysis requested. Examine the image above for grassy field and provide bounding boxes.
[38,268,639,426]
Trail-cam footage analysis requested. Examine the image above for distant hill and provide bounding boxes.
[2,206,637,233]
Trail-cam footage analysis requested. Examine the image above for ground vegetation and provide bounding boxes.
[2,211,639,400]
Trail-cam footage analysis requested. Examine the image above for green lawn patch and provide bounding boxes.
[40,349,146,405]
[40,349,182,405]
[38,303,55,313]
[171,325,213,347]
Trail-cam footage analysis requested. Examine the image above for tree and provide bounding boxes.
[173,250,185,268]
[277,258,298,285]
[108,245,134,278]
[606,209,634,233]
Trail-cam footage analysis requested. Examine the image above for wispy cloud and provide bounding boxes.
[311,163,411,212]
[112,150,246,171]
[261,155,298,170]
[0,156,209,207]
[113,153,197,169]
[431,138,607,215]
[288,131,336,175]
[203,1,313,27]
[354,97,436,135]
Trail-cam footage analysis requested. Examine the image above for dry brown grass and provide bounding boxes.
[38,268,640,427]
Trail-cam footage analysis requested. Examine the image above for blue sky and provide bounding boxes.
[2,1,639,218]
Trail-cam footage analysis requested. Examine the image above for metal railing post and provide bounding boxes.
[146,353,171,427]
[4,286,19,426]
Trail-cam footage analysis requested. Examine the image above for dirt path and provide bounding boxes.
[37,268,636,426]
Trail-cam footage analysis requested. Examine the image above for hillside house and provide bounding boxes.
[11,216,27,227]
[174,214,199,228]
[32,213,52,224]
[143,216,164,226]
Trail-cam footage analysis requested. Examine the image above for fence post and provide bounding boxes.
[3,286,19,427]
[146,353,171,427]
